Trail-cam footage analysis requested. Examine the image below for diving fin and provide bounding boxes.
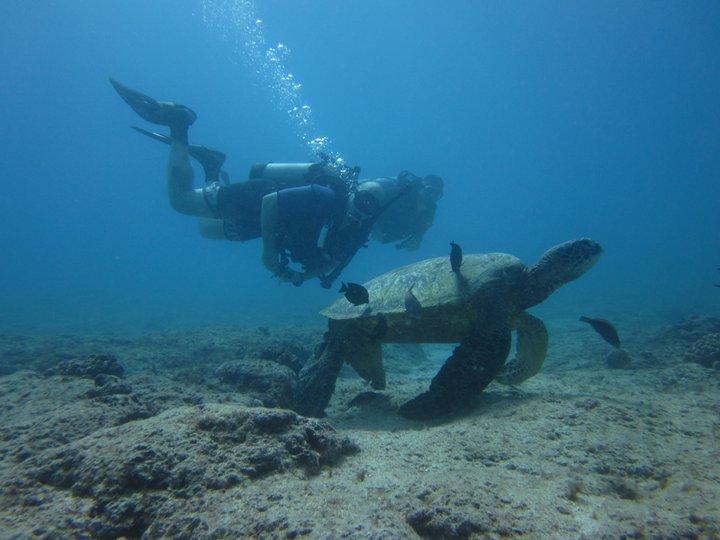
[130,126,227,184]
[131,125,171,145]
[110,78,196,129]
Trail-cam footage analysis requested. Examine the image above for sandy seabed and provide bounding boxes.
[0,317,718,539]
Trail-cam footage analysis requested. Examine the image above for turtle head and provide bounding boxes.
[523,238,602,308]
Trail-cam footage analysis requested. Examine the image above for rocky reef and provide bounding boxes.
[3,404,356,537]
[51,353,125,379]
[0,335,361,538]
[215,359,297,408]
[0,321,718,538]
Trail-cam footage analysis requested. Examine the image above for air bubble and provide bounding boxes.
[200,0,345,162]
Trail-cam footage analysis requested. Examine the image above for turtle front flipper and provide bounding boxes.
[294,320,370,417]
[347,339,385,390]
[495,312,549,385]
[294,339,343,418]
[398,316,511,420]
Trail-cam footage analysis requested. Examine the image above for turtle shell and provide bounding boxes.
[322,253,526,320]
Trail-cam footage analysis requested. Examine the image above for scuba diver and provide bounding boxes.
[358,173,443,251]
[110,79,443,287]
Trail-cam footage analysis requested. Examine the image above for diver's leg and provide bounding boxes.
[131,125,227,184]
[166,140,214,217]
[109,79,212,217]
[198,219,226,239]
[191,146,226,184]
[398,319,511,420]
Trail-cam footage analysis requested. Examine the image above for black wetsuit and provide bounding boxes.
[205,176,310,241]
[206,180,348,272]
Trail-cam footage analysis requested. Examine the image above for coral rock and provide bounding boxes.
[407,508,488,538]
[684,332,720,368]
[17,404,357,537]
[54,354,124,379]
[215,359,296,407]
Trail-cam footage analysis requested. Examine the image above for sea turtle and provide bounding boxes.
[294,238,602,420]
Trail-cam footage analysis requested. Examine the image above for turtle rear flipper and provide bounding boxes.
[398,320,511,420]
[495,312,549,385]
[347,339,385,390]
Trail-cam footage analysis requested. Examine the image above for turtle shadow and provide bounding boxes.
[476,387,535,406]
[332,388,538,431]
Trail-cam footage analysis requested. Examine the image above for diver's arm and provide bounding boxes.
[198,218,226,239]
[261,194,303,285]
[167,140,214,217]
[396,199,437,250]
[396,218,430,250]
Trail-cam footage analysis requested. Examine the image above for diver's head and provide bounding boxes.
[421,174,444,201]
[351,189,380,218]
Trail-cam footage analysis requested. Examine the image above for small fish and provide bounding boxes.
[339,282,369,306]
[404,284,422,319]
[450,241,463,273]
[580,316,621,348]
[370,313,388,340]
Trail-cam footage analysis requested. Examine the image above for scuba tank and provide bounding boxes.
[251,159,360,224]
[249,162,326,184]
[249,162,350,210]
[250,156,361,191]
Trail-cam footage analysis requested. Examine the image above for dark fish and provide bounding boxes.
[370,313,388,340]
[580,316,621,348]
[404,284,422,319]
[450,241,463,273]
[339,282,369,306]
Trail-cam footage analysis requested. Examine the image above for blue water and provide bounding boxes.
[1,0,718,333]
